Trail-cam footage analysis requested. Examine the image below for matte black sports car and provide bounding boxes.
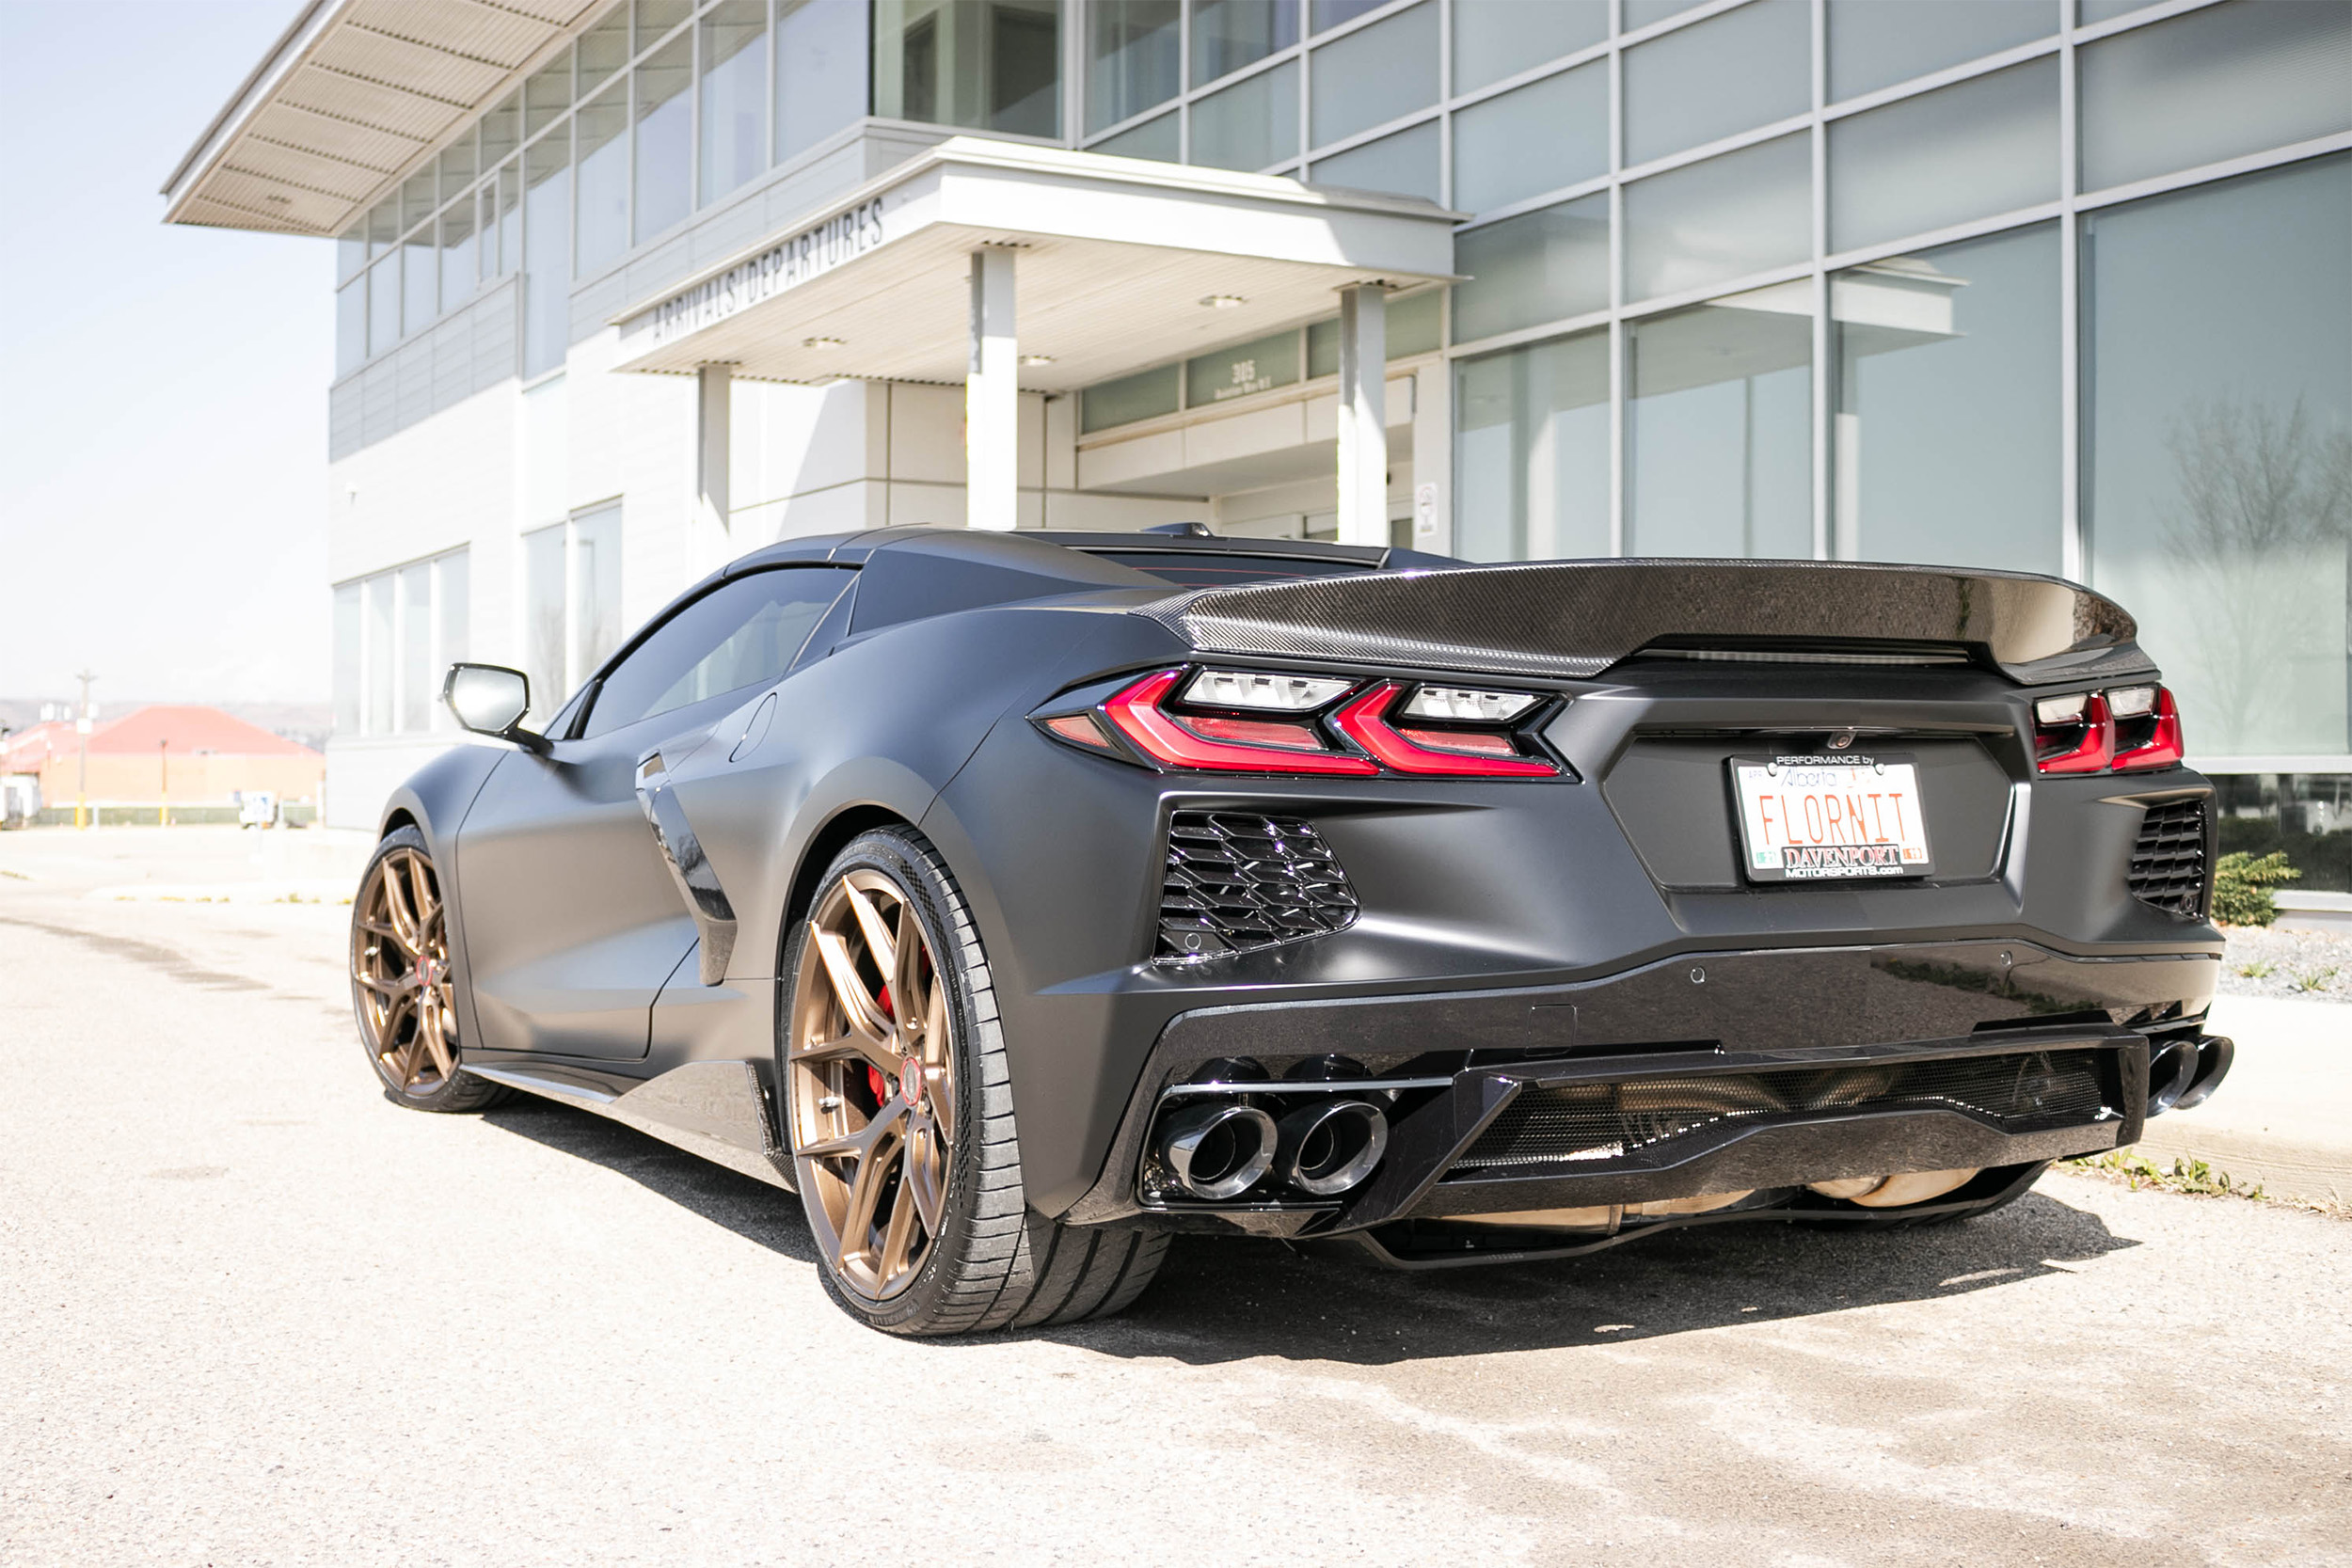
[352,525,2233,1335]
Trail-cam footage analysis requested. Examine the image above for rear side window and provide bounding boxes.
[580,567,851,737]
[1082,550,1379,588]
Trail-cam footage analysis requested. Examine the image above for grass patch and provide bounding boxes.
[2062,1149,2347,1218]
[2235,959,2276,979]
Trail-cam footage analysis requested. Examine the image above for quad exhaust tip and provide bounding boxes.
[1276,1100,1389,1196]
[1159,1102,1278,1200]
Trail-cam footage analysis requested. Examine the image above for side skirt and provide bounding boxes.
[467,1059,798,1193]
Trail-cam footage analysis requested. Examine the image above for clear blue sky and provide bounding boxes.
[0,0,330,709]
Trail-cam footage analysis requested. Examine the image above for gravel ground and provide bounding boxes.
[3,850,2350,1566]
[2218,926,2352,1001]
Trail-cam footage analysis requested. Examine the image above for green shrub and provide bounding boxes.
[2211,849,2300,927]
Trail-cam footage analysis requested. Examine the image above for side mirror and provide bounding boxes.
[443,664,547,751]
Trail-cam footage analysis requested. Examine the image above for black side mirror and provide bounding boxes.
[443,664,548,752]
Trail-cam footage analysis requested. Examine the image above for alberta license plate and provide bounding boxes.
[1730,754,1933,881]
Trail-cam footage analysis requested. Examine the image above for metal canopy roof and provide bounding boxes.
[162,0,596,237]
[609,139,1463,395]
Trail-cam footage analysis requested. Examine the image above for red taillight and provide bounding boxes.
[2036,692,2114,775]
[1330,683,1559,778]
[2113,686,2185,772]
[1102,670,1379,776]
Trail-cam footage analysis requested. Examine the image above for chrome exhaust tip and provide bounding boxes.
[1275,1099,1389,1196]
[1158,1102,1279,1200]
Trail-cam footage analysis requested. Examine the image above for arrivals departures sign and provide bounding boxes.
[644,197,886,347]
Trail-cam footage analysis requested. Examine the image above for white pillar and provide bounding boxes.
[1410,361,1451,554]
[965,248,1018,531]
[696,362,732,562]
[1336,283,1388,547]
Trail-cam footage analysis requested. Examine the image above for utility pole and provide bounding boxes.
[74,671,95,831]
[159,739,169,828]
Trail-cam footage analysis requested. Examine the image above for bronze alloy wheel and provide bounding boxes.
[787,868,957,1304]
[353,841,461,1098]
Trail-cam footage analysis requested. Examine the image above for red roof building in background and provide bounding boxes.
[2,705,322,812]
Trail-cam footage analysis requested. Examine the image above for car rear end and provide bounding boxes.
[940,551,2228,1263]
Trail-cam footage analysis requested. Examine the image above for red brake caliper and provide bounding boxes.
[866,985,895,1104]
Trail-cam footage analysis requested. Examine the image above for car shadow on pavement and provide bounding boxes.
[480,1100,2137,1365]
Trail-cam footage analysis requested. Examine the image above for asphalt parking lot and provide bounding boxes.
[3,831,2347,1567]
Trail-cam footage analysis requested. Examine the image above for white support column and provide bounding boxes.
[696,362,732,563]
[1336,282,1388,547]
[965,247,1018,531]
[1410,360,1451,554]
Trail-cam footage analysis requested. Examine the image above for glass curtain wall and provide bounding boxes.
[873,0,1060,136]
[329,550,471,739]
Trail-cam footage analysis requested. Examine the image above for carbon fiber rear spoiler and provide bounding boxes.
[1138,557,2154,687]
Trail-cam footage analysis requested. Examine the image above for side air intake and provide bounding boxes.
[2127,798,2208,919]
[1156,813,1357,961]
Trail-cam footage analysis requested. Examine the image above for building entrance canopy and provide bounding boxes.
[610,137,1460,392]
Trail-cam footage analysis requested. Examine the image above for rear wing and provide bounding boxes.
[1137,557,2154,687]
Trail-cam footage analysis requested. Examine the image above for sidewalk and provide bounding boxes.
[2132,994,2351,1207]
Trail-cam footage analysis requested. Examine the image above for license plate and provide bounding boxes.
[1730,754,1934,881]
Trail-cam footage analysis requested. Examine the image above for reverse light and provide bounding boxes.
[2113,685,2185,771]
[1331,683,1559,777]
[2035,691,2114,774]
[1400,686,1540,723]
[1104,670,1378,776]
[1184,669,1351,711]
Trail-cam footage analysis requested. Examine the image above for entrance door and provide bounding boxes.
[454,565,853,1059]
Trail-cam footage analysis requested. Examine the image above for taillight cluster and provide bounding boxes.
[1039,667,1561,779]
[2033,684,2183,775]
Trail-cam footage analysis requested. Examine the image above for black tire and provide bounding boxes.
[351,826,509,1114]
[780,825,1167,1336]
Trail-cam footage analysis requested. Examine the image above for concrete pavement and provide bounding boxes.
[3,829,2347,1566]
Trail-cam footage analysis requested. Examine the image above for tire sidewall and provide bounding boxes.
[780,828,1000,1334]
[353,825,478,1112]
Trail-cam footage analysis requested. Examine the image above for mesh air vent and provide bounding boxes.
[1156,813,1357,962]
[1450,1049,2114,1174]
[2128,798,2208,918]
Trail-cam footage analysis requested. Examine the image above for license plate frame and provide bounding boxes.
[1729,752,1935,882]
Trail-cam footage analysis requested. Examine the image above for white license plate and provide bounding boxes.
[1730,755,1934,881]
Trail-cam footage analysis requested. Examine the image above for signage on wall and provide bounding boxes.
[638,197,887,348]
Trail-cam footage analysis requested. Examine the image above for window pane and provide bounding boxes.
[440,198,477,309]
[1310,286,1440,372]
[873,0,1059,137]
[525,48,571,137]
[571,505,626,685]
[1082,363,1181,432]
[366,197,399,257]
[1454,192,1609,341]
[481,91,521,167]
[1310,119,1438,199]
[436,550,469,732]
[365,575,394,736]
[636,0,691,45]
[635,36,692,243]
[401,169,437,231]
[1193,0,1298,86]
[1311,0,1382,29]
[1088,0,1180,134]
[1629,286,1813,557]
[490,161,521,280]
[584,568,851,736]
[1093,110,1179,160]
[336,278,366,375]
[1454,331,1610,562]
[437,128,477,205]
[1624,132,1810,301]
[579,8,628,97]
[333,583,362,736]
[701,0,768,206]
[2080,0,2352,194]
[1833,225,2058,573]
[1452,60,1606,214]
[523,130,571,376]
[1187,328,1300,406]
[403,223,437,331]
[399,563,433,734]
[1624,0,1703,26]
[337,221,366,283]
[2078,0,2156,21]
[1310,2,1438,148]
[777,0,869,161]
[2085,154,2352,759]
[523,524,569,726]
[1624,0,1808,166]
[1454,0,1606,94]
[368,256,399,356]
[1827,0,2053,103]
[1828,56,2058,252]
[576,87,629,274]
[1191,57,1297,169]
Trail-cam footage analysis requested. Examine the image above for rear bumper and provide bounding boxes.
[1065,936,2217,1232]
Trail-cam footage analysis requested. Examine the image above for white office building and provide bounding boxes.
[167,0,2351,879]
